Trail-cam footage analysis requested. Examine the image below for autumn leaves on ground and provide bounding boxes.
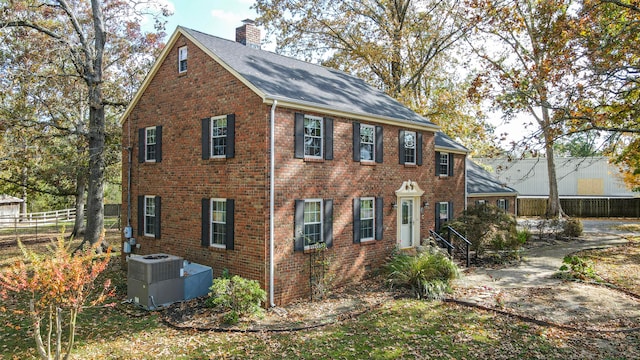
[0,227,639,359]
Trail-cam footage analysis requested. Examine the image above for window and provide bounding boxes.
[211,116,227,157]
[145,127,156,161]
[475,200,486,206]
[144,196,155,236]
[439,153,449,176]
[294,199,333,251]
[138,126,162,163]
[435,151,453,176]
[294,113,333,160]
[398,130,422,165]
[353,197,383,243]
[360,125,375,161]
[360,198,375,241]
[178,46,187,73]
[304,116,323,158]
[202,114,235,159]
[353,122,383,163]
[304,200,323,247]
[497,199,507,211]
[435,201,452,232]
[403,131,416,164]
[137,195,161,238]
[211,199,227,247]
[201,198,235,249]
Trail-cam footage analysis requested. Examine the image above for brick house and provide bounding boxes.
[120,22,468,305]
[467,160,518,215]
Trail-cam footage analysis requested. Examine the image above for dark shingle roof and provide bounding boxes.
[467,159,518,195]
[435,132,468,152]
[181,27,436,128]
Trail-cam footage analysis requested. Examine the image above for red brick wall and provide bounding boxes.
[433,152,467,218]
[121,34,270,289]
[122,33,466,305]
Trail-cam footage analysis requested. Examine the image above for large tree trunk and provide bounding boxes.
[71,173,86,237]
[541,106,564,218]
[83,0,107,248]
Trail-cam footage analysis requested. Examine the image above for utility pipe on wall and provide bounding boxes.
[269,100,277,308]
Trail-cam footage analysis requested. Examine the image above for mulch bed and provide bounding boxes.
[161,276,398,332]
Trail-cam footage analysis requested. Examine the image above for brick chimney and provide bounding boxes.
[235,19,261,49]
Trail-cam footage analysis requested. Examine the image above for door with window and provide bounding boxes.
[400,198,414,248]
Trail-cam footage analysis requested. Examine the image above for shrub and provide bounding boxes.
[444,204,519,259]
[383,250,459,300]
[0,233,113,360]
[563,218,583,238]
[556,255,600,281]
[206,274,266,324]
[517,228,531,245]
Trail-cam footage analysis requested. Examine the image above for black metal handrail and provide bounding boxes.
[428,229,454,258]
[445,226,470,267]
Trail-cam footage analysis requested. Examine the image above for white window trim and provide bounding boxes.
[178,46,187,73]
[145,126,156,163]
[144,195,155,237]
[404,131,416,165]
[439,201,449,222]
[497,199,506,210]
[210,198,227,248]
[303,198,323,250]
[360,124,375,162]
[304,115,323,159]
[360,197,375,242]
[210,115,227,159]
[439,152,449,176]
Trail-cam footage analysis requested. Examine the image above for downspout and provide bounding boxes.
[269,100,277,308]
[464,156,468,211]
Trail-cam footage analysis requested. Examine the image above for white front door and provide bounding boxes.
[400,198,414,248]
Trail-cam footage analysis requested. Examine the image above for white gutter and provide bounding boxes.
[269,100,277,308]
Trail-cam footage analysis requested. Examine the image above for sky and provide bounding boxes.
[159,0,264,45]
[153,1,527,147]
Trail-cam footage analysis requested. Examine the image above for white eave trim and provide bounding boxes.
[435,145,469,155]
[263,97,440,133]
[468,192,518,197]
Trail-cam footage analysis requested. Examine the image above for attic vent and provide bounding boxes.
[235,19,261,49]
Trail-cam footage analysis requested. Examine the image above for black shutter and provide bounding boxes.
[435,151,441,175]
[324,199,333,248]
[352,122,361,162]
[226,114,235,159]
[435,202,441,231]
[398,130,405,164]
[505,199,510,212]
[155,126,162,162]
[448,202,454,223]
[201,199,210,247]
[294,113,304,159]
[416,132,423,166]
[324,117,333,160]
[375,126,383,163]
[353,198,361,244]
[448,153,454,176]
[138,129,145,163]
[154,196,161,239]
[137,195,144,235]
[226,199,235,250]
[375,197,383,240]
[294,200,305,251]
[201,118,211,159]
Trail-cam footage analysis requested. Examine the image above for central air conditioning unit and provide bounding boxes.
[127,253,184,310]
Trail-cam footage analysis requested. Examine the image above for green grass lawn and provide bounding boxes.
[1,234,639,359]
